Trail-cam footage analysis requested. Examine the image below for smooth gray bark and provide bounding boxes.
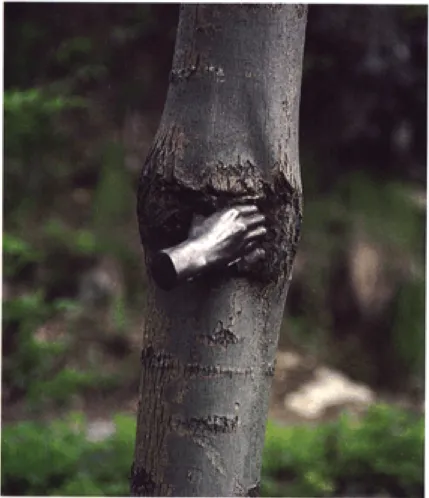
[132,5,307,497]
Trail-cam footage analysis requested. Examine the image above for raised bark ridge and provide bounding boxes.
[133,5,307,497]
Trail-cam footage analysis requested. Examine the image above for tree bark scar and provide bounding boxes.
[137,161,303,285]
[191,434,227,477]
[185,364,254,378]
[130,463,157,496]
[172,414,239,434]
[141,347,256,378]
[170,54,201,83]
[198,320,241,347]
[170,55,225,84]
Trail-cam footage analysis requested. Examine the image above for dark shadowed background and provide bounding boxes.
[2,4,426,497]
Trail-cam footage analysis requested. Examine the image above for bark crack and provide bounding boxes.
[185,364,254,378]
[141,347,256,378]
[198,320,241,347]
[191,434,227,477]
[172,414,239,434]
[170,56,225,83]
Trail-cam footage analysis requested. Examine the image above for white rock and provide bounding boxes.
[284,366,375,420]
[86,420,116,442]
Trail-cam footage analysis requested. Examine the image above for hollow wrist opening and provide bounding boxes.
[150,251,178,291]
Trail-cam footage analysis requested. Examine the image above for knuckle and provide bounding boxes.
[237,221,247,233]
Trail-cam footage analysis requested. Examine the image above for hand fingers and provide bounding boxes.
[244,226,267,243]
[243,247,266,265]
[234,204,259,216]
[227,241,257,267]
[228,246,266,269]
[235,247,266,272]
[244,213,265,230]
[242,241,258,254]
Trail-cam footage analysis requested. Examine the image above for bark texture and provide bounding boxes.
[133,5,307,496]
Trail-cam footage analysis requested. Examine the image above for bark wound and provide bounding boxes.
[138,150,303,286]
[142,346,256,378]
[172,414,239,434]
[198,321,241,347]
[170,55,225,83]
[186,364,254,378]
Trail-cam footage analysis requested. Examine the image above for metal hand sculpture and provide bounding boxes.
[150,205,267,290]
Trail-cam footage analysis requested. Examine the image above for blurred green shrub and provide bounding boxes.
[262,404,424,497]
[3,233,64,402]
[1,413,133,496]
[2,287,119,411]
[2,288,85,409]
[4,88,87,224]
[2,233,119,410]
[92,141,134,256]
[3,232,42,279]
[42,219,98,256]
[392,275,426,384]
[1,405,423,497]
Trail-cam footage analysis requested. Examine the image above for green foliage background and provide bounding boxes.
[2,406,424,497]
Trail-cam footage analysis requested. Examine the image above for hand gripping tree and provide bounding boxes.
[132,5,308,497]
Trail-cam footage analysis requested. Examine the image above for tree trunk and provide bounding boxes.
[132,5,307,497]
